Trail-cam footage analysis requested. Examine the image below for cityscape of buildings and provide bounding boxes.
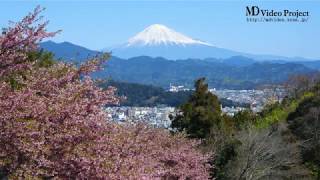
[211,88,287,114]
[106,86,287,128]
[105,106,175,129]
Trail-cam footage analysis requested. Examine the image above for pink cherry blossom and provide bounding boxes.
[0,6,212,179]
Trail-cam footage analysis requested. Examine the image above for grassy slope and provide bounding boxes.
[255,92,315,129]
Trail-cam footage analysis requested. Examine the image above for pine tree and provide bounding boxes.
[171,77,222,138]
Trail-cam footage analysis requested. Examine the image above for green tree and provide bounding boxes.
[233,110,256,130]
[171,77,223,138]
[27,50,56,68]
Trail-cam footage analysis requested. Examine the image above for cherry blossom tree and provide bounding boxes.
[0,6,211,179]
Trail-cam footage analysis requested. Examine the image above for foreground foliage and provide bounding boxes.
[0,7,211,179]
[287,91,320,178]
[171,74,320,179]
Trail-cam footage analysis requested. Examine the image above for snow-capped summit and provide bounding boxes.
[127,24,212,47]
[109,24,246,60]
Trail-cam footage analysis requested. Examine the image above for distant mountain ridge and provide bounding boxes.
[40,40,320,67]
[39,40,319,89]
[93,56,316,89]
[40,41,100,62]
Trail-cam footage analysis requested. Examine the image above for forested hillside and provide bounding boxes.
[93,56,316,89]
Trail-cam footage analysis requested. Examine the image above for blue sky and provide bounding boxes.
[1,0,319,59]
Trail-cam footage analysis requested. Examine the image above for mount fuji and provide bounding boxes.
[107,24,295,61]
[126,24,212,47]
[108,24,241,60]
